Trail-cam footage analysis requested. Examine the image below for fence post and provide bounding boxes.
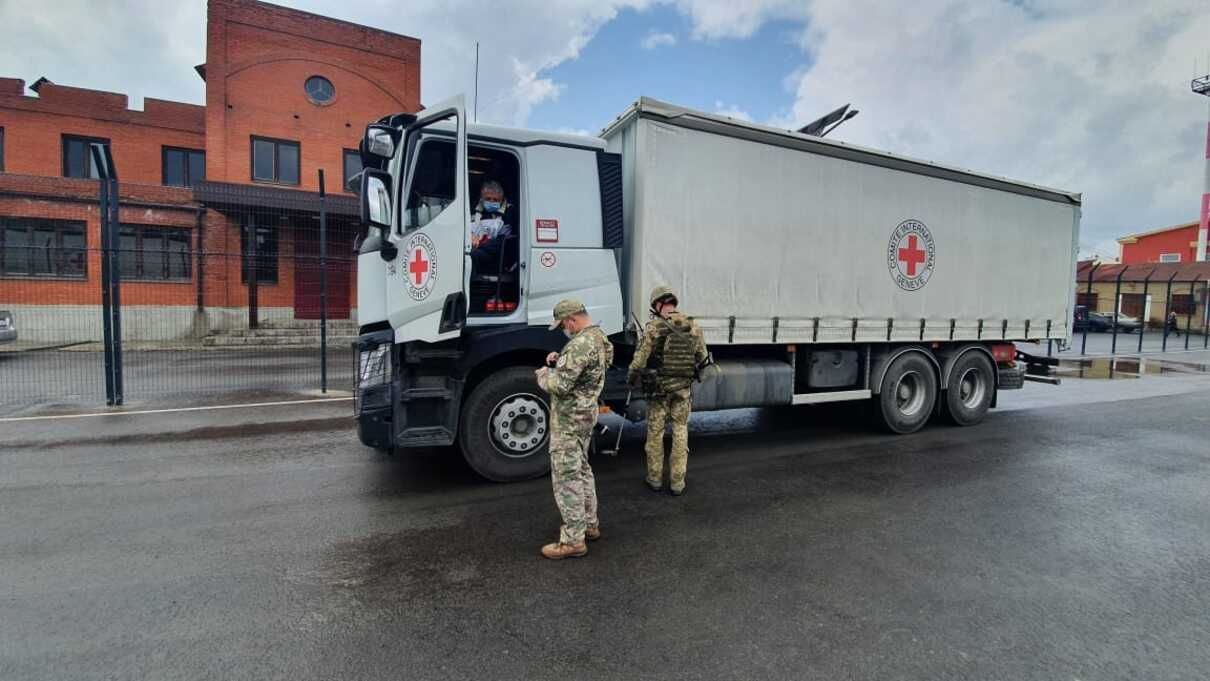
[318,169,328,394]
[94,145,116,405]
[1111,266,1126,355]
[1186,279,1195,350]
[108,167,123,405]
[1080,263,1099,355]
[1162,272,1177,352]
[1139,270,1151,354]
[1203,278,1209,349]
[247,213,259,330]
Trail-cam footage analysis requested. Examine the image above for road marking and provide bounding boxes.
[0,397,353,423]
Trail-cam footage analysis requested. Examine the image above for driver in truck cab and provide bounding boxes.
[468,180,514,274]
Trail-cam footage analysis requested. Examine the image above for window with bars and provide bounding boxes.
[240,220,279,284]
[118,224,192,281]
[1076,292,1098,308]
[0,217,88,278]
[1171,294,1194,316]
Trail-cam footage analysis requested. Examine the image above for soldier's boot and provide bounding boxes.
[585,526,602,541]
[645,479,662,493]
[541,541,588,560]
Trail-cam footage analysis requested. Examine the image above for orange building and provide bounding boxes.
[1117,221,1204,265]
[0,0,420,341]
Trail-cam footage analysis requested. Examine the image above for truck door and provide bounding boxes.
[386,96,468,343]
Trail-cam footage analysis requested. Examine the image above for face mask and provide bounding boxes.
[482,200,502,213]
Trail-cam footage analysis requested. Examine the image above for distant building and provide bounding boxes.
[0,0,420,340]
[1117,221,1203,265]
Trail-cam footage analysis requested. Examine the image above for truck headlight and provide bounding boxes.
[358,343,391,388]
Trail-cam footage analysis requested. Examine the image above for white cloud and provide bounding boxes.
[641,31,677,50]
[779,0,1210,258]
[713,100,753,122]
[672,0,807,40]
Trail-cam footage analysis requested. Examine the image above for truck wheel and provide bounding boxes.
[876,352,938,434]
[942,352,994,426]
[459,367,552,482]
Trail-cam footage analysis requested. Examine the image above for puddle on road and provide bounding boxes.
[1054,356,1210,380]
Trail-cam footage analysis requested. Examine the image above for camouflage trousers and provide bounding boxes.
[645,388,691,491]
[549,418,599,545]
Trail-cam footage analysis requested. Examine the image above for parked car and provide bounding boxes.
[1082,311,1139,333]
[0,310,15,344]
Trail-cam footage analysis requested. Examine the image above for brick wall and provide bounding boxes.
[204,0,420,191]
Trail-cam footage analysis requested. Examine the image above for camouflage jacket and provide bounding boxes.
[630,311,708,394]
[539,325,614,429]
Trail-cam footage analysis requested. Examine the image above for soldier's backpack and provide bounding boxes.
[652,315,698,379]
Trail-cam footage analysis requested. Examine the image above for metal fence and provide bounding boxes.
[0,156,357,414]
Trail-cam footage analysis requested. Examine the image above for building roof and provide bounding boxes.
[1116,220,1199,243]
[1076,259,1210,283]
[193,180,358,216]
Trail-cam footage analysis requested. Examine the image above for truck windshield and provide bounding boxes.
[402,138,456,231]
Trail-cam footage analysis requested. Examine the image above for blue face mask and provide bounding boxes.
[482,200,502,214]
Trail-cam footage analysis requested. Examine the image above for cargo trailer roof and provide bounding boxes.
[601,97,1081,206]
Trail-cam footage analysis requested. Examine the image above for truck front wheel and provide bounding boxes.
[942,352,995,426]
[458,367,552,482]
[876,353,938,434]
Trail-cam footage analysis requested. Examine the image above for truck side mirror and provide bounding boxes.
[361,124,402,166]
[360,169,393,232]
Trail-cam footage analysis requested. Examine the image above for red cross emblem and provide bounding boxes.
[408,247,430,286]
[887,220,934,291]
[898,235,927,277]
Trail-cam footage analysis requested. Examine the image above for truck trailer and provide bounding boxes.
[352,96,1080,482]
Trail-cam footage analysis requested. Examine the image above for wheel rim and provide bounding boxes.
[488,393,550,459]
[957,366,988,410]
[893,370,927,417]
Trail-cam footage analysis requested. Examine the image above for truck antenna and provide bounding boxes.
[474,42,480,123]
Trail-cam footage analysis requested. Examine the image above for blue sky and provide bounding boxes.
[525,5,813,134]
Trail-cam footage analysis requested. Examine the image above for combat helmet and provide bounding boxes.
[649,285,678,311]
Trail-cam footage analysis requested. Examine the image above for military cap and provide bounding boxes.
[549,298,587,329]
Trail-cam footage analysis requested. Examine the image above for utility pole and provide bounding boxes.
[474,42,480,123]
[1193,72,1210,262]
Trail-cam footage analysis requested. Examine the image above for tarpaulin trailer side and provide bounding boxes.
[602,97,1081,346]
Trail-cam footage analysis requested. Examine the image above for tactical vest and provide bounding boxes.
[652,314,697,379]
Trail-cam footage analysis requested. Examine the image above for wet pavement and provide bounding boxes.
[3,367,1210,680]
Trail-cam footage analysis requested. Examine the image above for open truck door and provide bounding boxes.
[385,96,469,344]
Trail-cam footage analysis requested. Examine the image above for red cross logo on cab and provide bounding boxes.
[887,219,935,291]
[404,232,437,301]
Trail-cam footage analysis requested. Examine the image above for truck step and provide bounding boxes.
[397,426,455,447]
[399,386,454,401]
[404,348,463,363]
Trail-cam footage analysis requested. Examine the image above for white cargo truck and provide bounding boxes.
[352,95,1079,481]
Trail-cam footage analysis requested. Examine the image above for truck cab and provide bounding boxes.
[354,97,625,481]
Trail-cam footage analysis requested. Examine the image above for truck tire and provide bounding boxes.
[942,351,995,426]
[458,366,552,482]
[876,352,938,434]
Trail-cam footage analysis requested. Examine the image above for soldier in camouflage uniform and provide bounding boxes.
[535,299,614,560]
[628,286,708,496]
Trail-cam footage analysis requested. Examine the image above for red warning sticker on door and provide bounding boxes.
[536,219,559,243]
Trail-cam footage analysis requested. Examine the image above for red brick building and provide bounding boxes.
[1117,221,1205,265]
[0,0,420,341]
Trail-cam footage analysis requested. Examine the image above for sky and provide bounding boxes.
[2,0,1209,260]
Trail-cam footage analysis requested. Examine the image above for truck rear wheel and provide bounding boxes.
[876,352,938,434]
[942,352,995,426]
[458,367,552,482]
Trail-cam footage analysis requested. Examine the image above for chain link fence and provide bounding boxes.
[0,169,357,414]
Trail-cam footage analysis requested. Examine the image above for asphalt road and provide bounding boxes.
[2,371,1210,680]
